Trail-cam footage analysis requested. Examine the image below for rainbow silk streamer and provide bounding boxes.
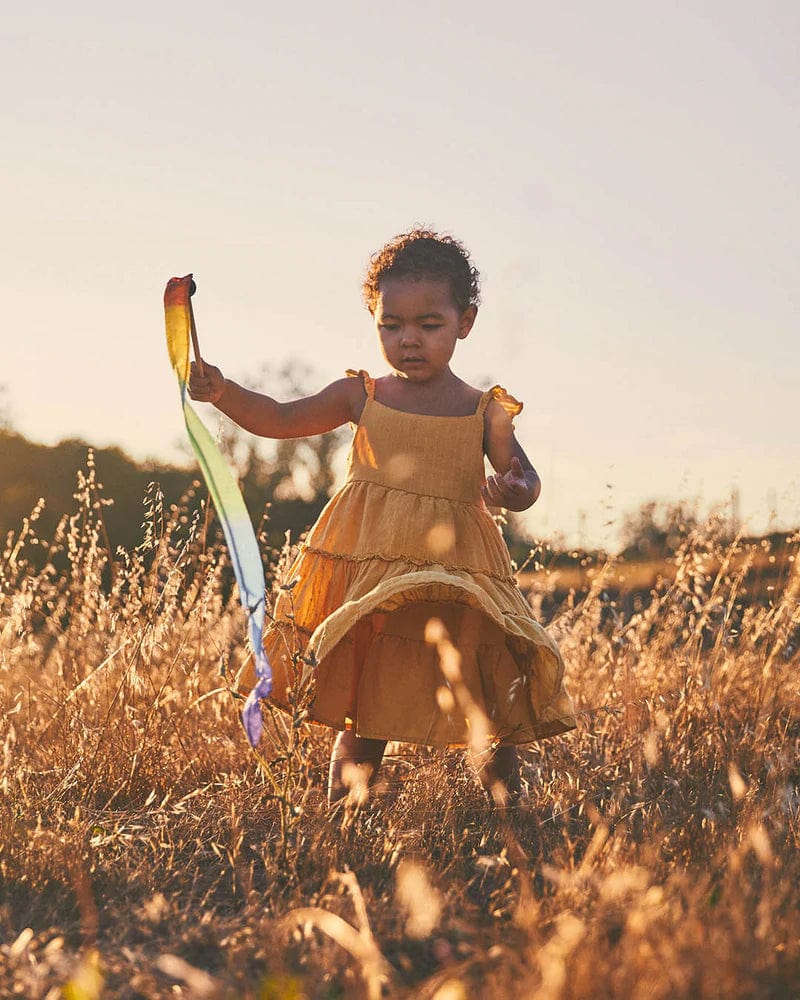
[164,274,272,746]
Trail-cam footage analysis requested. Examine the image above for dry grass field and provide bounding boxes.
[1,461,798,999]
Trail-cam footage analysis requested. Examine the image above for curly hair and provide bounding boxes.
[362,228,481,315]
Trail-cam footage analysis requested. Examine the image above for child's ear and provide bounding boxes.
[458,305,478,339]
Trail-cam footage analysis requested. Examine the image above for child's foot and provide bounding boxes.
[327,729,387,805]
[473,744,521,808]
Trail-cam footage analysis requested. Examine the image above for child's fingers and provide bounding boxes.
[508,459,529,493]
[482,475,510,505]
[188,361,223,399]
[188,373,214,401]
[498,471,525,495]
[480,480,497,504]
[191,360,219,378]
[482,470,530,507]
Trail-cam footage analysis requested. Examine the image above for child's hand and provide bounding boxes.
[482,456,536,511]
[188,361,226,404]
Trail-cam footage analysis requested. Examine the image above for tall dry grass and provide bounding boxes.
[0,456,798,998]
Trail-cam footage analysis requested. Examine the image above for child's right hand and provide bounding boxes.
[188,361,227,405]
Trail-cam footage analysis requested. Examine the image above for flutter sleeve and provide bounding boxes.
[478,385,523,420]
[345,368,375,399]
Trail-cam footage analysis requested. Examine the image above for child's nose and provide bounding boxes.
[400,328,420,346]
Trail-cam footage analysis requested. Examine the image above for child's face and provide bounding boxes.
[374,276,476,382]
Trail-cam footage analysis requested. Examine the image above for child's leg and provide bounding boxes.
[472,743,521,806]
[328,729,387,805]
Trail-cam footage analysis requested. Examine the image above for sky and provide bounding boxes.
[2,1,798,549]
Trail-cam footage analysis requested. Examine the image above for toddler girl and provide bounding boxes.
[188,229,575,805]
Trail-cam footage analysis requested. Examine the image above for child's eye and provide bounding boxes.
[422,324,442,331]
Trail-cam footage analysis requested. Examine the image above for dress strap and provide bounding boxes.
[346,368,375,399]
[477,384,524,419]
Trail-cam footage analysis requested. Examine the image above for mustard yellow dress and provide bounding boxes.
[262,371,576,746]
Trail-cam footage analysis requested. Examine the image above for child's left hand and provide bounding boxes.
[482,456,537,511]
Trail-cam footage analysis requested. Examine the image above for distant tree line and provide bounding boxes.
[0,364,350,558]
[0,425,346,557]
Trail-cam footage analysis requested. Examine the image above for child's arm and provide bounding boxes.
[188,362,364,438]
[481,400,541,512]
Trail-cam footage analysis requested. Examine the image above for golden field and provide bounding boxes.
[1,462,798,999]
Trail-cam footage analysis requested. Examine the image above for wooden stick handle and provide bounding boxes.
[188,287,205,378]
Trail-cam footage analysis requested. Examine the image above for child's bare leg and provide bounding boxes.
[328,729,387,805]
[472,744,521,806]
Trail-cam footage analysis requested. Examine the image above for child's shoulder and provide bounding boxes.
[449,378,485,414]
